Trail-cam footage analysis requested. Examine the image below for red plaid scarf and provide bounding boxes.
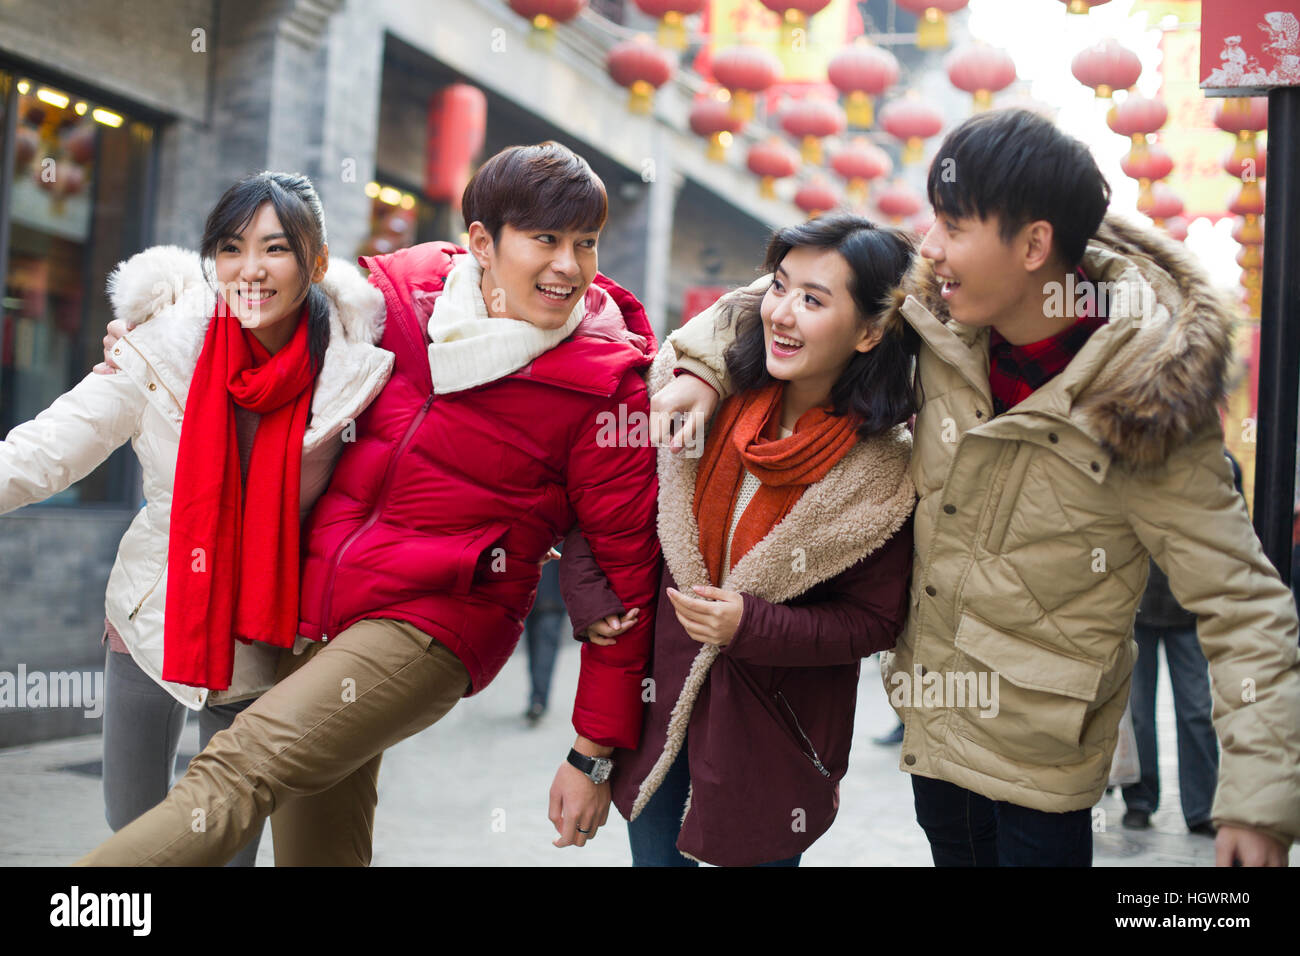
[988,269,1106,416]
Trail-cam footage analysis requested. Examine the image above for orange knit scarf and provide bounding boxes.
[693,381,858,585]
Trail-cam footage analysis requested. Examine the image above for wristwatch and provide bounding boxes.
[567,748,614,785]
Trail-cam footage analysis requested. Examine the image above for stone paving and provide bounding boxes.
[1,641,1293,866]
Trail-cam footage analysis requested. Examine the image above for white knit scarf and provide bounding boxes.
[427,254,586,394]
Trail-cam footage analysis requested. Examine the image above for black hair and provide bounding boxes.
[461,141,608,243]
[926,108,1111,267]
[721,213,919,438]
[199,171,330,375]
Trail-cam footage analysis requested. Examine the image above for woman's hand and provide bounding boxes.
[92,319,129,375]
[582,607,640,646]
[666,585,743,646]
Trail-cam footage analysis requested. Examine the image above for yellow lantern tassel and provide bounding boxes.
[780,11,807,51]
[800,135,823,166]
[846,91,874,128]
[972,89,993,112]
[707,131,729,162]
[627,81,655,115]
[728,89,755,123]
[915,10,948,50]
[657,12,688,50]
[902,137,923,166]
[527,15,556,51]
[759,175,776,200]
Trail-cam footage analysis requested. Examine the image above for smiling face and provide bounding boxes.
[918,212,1033,330]
[760,245,881,401]
[469,221,598,330]
[213,201,325,349]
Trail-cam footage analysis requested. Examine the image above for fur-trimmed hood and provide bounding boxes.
[106,244,392,452]
[896,212,1238,469]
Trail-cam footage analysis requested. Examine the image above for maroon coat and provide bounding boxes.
[561,360,917,865]
[298,242,660,748]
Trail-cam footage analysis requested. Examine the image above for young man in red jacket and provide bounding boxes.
[81,142,660,865]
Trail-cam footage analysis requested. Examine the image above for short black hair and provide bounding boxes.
[927,109,1111,267]
[722,213,919,439]
[461,141,607,243]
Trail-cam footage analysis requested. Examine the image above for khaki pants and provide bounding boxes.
[75,618,469,866]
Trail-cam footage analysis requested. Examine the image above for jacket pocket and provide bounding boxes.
[772,690,831,778]
[344,521,513,600]
[127,560,167,622]
[982,443,1034,554]
[951,612,1103,766]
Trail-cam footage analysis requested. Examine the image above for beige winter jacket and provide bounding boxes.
[0,246,393,709]
[667,214,1300,848]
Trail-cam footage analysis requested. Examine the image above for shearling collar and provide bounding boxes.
[896,213,1238,470]
[106,245,391,451]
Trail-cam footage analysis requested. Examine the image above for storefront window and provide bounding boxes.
[0,69,156,505]
[358,179,446,256]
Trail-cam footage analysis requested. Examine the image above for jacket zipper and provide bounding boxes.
[317,393,435,638]
[127,561,167,621]
[775,691,830,777]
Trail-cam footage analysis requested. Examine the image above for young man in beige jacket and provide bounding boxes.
[652,109,1300,866]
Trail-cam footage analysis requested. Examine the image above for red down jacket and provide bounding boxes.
[297,241,660,748]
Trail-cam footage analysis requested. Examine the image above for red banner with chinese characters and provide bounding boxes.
[1158,24,1232,222]
[1201,1,1300,94]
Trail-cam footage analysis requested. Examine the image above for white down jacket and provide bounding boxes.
[0,246,394,708]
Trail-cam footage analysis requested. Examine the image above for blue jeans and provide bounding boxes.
[627,743,801,867]
[1122,622,1218,827]
[911,774,1092,866]
[524,610,564,710]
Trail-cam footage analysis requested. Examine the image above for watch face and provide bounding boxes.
[591,758,612,785]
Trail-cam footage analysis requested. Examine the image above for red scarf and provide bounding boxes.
[163,302,315,689]
[694,382,858,586]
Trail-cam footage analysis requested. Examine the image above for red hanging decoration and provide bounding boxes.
[828,41,900,128]
[945,44,1016,112]
[1107,94,1167,154]
[690,91,745,161]
[780,97,847,166]
[794,178,842,218]
[1071,38,1142,99]
[607,36,675,114]
[830,138,891,204]
[748,138,800,199]
[509,0,588,44]
[879,97,945,165]
[875,181,923,223]
[712,45,783,123]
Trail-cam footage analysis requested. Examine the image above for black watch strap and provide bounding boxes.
[567,748,596,774]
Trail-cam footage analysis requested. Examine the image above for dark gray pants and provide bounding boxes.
[102,647,266,866]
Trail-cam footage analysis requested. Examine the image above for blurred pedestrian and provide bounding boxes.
[524,560,565,724]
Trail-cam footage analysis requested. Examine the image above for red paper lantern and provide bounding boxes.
[712,45,783,123]
[690,92,745,161]
[945,44,1016,111]
[633,0,706,50]
[895,0,969,50]
[1215,97,1269,167]
[830,138,891,203]
[780,98,846,165]
[1121,142,1172,212]
[1106,94,1166,153]
[1222,143,1266,181]
[748,138,800,199]
[828,41,899,128]
[509,0,587,35]
[875,181,923,223]
[1164,216,1188,241]
[1058,0,1112,12]
[426,83,487,206]
[1233,215,1264,246]
[794,179,841,218]
[879,98,944,165]
[1141,183,1183,223]
[1071,38,1142,99]
[1229,181,1265,217]
[607,36,675,114]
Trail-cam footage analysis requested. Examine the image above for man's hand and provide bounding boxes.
[649,373,718,454]
[666,585,743,646]
[1215,824,1288,866]
[92,318,129,375]
[549,736,613,848]
[582,607,639,647]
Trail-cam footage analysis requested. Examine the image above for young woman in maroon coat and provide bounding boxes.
[562,215,919,866]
